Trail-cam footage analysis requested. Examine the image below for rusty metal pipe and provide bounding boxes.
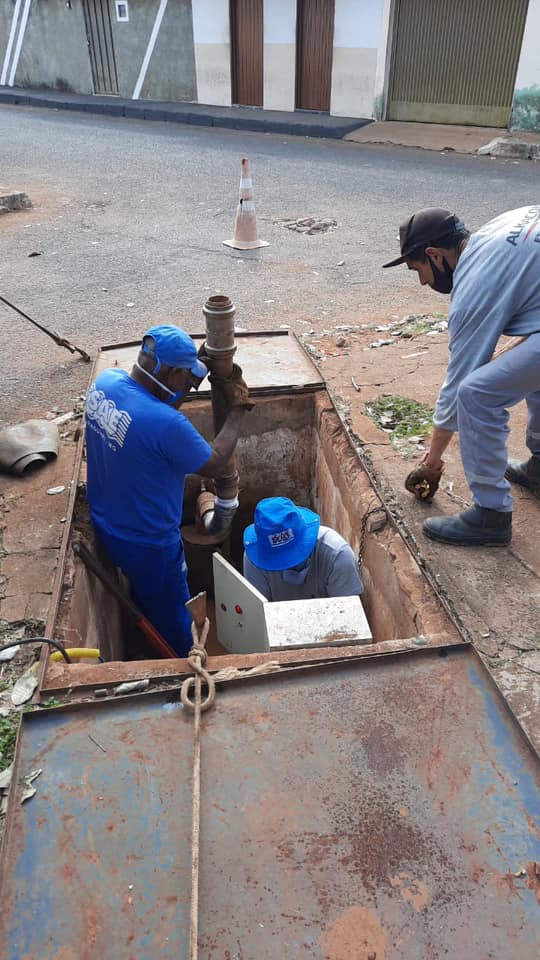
[199,295,239,536]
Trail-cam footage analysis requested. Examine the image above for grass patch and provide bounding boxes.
[41,696,62,709]
[397,317,434,338]
[366,394,434,459]
[0,714,19,771]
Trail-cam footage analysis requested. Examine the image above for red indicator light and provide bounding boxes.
[235,604,243,615]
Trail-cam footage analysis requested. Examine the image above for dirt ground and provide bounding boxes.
[311,316,540,751]
[1,312,539,757]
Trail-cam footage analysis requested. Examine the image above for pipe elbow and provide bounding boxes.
[202,499,239,537]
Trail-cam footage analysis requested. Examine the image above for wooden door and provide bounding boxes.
[388,0,529,127]
[82,0,119,96]
[296,0,335,111]
[230,0,263,107]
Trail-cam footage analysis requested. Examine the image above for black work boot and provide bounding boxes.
[505,455,540,500]
[423,505,512,546]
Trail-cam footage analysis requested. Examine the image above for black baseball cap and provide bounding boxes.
[382,208,467,268]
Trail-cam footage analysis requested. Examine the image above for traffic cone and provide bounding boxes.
[223,158,269,250]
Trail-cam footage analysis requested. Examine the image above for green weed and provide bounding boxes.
[0,714,19,771]
[366,394,434,459]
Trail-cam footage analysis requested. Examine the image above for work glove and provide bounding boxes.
[405,460,444,502]
[197,341,211,364]
[209,363,255,412]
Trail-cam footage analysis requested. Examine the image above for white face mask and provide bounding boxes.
[134,361,185,405]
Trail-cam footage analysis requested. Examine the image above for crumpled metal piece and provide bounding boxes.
[20,768,42,804]
[0,419,59,475]
[11,663,39,706]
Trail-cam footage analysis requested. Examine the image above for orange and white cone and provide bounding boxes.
[223,158,269,250]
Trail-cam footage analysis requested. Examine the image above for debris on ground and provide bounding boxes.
[113,678,150,695]
[0,419,59,476]
[366,314,448,348]
[0,191,32,214]
[46,485,66,495]
[0,645,20,662]
[366,394,434,459]
[0,764,12,815]
[10,663,39,706]
[279,216,338,235]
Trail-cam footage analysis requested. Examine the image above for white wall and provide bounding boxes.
[263,0,296,112]
[191,0,231,106]
[373,0,394,119]
[331,0,386,117]
[514,0,540,89]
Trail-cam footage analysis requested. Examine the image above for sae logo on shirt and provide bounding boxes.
[268,528,295,548]
[86,383,132,449]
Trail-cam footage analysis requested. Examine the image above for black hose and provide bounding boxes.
[0,637,72,664]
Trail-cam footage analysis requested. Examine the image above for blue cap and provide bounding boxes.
[244,497,320,571]
[142,324,208,380]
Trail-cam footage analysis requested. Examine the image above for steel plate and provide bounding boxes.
[1,646,539,959]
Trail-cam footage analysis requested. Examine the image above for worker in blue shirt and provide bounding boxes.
[383,206,540,546]
[243,497,363,600]
[85,324,252,655]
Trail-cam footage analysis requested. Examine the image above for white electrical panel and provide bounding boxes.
[212,553,372,655]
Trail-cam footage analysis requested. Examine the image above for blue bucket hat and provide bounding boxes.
[244,497,320,572]
[142,324,207,380]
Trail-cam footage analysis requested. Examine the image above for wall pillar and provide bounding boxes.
[330,0,385,118]
[192,0,231,107]
[263,0,296,113]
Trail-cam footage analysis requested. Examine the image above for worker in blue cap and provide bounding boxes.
[243,497,363,601]
[85,324,253,655]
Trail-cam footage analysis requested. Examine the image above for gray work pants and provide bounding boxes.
[457,331,540,512]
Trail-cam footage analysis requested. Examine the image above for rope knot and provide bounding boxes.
[180,617,216,713]
[188,643,208,667]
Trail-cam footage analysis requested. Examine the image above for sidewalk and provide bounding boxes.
[0,87,368,140]
[345,119,540,155]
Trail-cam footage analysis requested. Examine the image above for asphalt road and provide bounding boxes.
[1,104,539,425]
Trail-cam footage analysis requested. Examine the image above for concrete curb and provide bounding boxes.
[477,136,540,159]
[0,88,370,141]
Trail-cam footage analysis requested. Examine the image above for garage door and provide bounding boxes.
[388,0,529,127]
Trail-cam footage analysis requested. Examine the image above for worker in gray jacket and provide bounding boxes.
[243,497,363,600]
[383,205,540,546]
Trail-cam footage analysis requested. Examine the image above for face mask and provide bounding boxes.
[134,361,185,406]
[282,559,310,585]
[427,255,454,294]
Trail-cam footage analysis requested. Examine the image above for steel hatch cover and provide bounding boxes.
[95,331,324,396]
[1,646,539,959]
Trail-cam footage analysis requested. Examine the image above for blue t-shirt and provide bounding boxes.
[85,369,211,544]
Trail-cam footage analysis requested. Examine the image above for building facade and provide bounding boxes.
[1,0,539,130]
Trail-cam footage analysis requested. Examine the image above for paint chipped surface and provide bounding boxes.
[1,648,539,958]
[320,906,388,960]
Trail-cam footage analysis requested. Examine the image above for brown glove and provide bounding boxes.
[209,363,255,411]
[197,341,211,363]
[405,462,443,502]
